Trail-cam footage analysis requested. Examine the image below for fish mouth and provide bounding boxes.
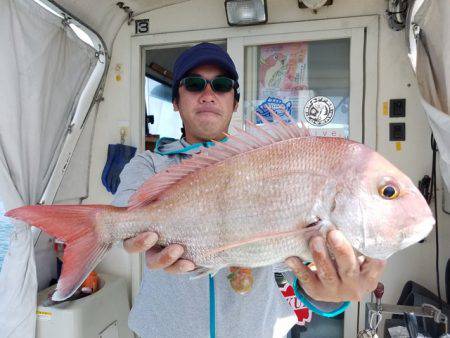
[399,216,435,249]
[347,217,435,261]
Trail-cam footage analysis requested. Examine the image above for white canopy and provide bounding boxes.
[0,0,98,336]
[0,2,190,336]
[408,0,450,189]
[53,0,187,50]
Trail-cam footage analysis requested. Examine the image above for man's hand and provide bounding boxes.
[123,231,196,274]
[285,229,386,302]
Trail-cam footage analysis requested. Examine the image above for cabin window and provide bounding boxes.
[145,76,183,144]
[143,42,227,150]
[244,39,350,139]
[0,201,13,271]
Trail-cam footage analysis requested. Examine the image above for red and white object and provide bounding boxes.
[279,282,312,325]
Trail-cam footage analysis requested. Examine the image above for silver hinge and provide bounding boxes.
[61,14,71,27]
[412,23,421,40]
[116,2,134,25]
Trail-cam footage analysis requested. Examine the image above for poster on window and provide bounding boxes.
[256,42,309,122]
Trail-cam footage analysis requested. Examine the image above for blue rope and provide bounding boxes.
[292,277,350,318]
[209,274,216,338]
[154,137,229,155]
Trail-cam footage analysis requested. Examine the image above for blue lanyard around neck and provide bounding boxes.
[154,137,228,156]
[209,274,216,338]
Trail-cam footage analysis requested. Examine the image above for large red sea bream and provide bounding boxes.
[6,112,434,301]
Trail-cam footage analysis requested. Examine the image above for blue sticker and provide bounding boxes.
[256,97,294,124]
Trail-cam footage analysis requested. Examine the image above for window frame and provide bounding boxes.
[130,16,379,337]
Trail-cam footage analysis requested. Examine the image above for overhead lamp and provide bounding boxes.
[225,0,268,26]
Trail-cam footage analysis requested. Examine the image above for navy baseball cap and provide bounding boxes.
[172,42,240,102]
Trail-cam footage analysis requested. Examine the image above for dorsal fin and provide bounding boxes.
[127,108,310,210]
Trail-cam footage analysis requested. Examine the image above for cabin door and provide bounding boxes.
[225,23,374,338]
[131,17,379,338]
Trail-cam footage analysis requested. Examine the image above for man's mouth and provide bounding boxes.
[196,109,221,116]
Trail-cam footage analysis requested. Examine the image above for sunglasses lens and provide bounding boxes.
[181,76,234,93]
[183,77,206,92]
[212,77,234,92]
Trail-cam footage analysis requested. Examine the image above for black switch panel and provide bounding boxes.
[390,123,406,141]
[390,99,406,117]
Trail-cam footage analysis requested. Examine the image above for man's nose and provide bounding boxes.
[199,83,216,103]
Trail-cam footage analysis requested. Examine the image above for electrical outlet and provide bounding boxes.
[389,99,406,117]
[389,123,406,141]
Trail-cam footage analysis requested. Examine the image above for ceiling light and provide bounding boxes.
[225,0,268,26]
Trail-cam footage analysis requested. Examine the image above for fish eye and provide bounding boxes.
[379,185,399,199]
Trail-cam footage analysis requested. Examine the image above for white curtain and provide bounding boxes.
[0,0,96,336]
[411,0,450,189]
[54,0,187,50]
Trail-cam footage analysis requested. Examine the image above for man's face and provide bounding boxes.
[173,64,238,144]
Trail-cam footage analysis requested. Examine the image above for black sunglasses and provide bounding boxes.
[179,76,236,93]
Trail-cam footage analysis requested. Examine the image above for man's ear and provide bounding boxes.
[233,100,239,112]
[173,98,179,112]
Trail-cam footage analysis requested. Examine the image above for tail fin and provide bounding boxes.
[6,205,112,301]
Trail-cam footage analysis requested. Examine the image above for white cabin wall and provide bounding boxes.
[85,0,450,305]
[84,24,134,291]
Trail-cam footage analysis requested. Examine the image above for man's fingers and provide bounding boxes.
[360,257,386,292]
[327,230,359,281]
[146,244,185,269]
[123,232,158,253]
[285,256,317,289]
[310,236,339,285]
[164,259,196,274]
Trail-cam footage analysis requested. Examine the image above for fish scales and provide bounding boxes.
[98,137,348,268]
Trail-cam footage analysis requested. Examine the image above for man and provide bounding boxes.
[113,42,386,337]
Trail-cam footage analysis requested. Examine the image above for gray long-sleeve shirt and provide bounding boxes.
[112,137,298,338]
